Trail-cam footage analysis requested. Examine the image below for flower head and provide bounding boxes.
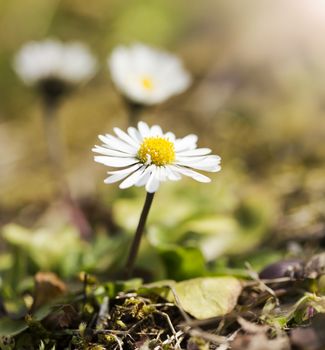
[93,122,221,193]
[13,39,97,86]
[108,43,191,105]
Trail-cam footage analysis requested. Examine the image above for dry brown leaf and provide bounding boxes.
[31,271,67,311]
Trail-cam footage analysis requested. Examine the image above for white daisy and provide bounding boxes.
[108,43,191,105]
[93,121,221,193]
[13,39,97,86]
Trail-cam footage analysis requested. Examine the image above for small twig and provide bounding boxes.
[95,329,126,336]
[110,334,123,350]
[168,285,192,324]
[244,276,296,287]
[245,262,279,305]
[175,330,185,348]
[155,329,164,340]
[124,314,153,338]
[154,310,177,337]
[162,330,184,348]
[215,318,225,334]
[167,284,230,347]
[137,331,162,337]
[187,328,227,344]
[151,302,176,308]
[180,317,221,329]
[96,296,110,328]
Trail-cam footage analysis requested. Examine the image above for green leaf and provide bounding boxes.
[158,245,206,280]
[33,304,55,321]
[1,224,85,276]
[171,277,243,319]
[179,216,240,261]
[0,317,28,336]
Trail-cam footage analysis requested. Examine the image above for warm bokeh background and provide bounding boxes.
[0,0,325,282]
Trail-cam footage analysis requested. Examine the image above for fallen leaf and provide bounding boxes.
[172,277,243,319]
[31,272,66,311]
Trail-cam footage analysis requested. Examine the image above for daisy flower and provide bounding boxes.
[108,43,191,105]
[13,39,96,238]
[93,121,221,277]
[93,121,221,193]
[13,39,97,87]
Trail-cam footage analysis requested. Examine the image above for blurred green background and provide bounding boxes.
[0,0,325,287]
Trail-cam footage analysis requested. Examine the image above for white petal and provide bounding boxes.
[157,167,168,181]
[175,156,207,164]
[138,121,150,138]
[154,166,163,181]
[104,163,145,184]
[174,134,198,152]
[135,166,153,186]
[170,165,211,183]
[164,132,176,142]
[177,148,211,156]
[165,166,182,181]
[114,127,139,147]
[94,156,138,167]
[150,125,163,136]
[177,155,221,172]
[190,164,221,172]
[145,167,160,193]
[104,172,133,184]
[119,168,146,189]
[98,134,136,154]
[176,156,212,164]
[127,126,142,142]
[92,146,134,157]
[107,163,143,175]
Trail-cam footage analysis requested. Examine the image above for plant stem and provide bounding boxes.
[125,191,155,278]
[43,99,92,239]
[43,99,68,196]
[125,99,143,126]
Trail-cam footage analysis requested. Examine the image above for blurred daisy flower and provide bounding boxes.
[13,39,97,101]
[93,121,221,193]
[13,39,96,237]
[108,43,191,105]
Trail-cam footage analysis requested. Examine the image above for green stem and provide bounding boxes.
[43,100,92,239]
[125,192,155,278]
[43,100,68,196]
[125,100,143,126]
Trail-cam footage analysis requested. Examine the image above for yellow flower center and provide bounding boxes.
[141,77,154,90]
[137,137,175,166]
